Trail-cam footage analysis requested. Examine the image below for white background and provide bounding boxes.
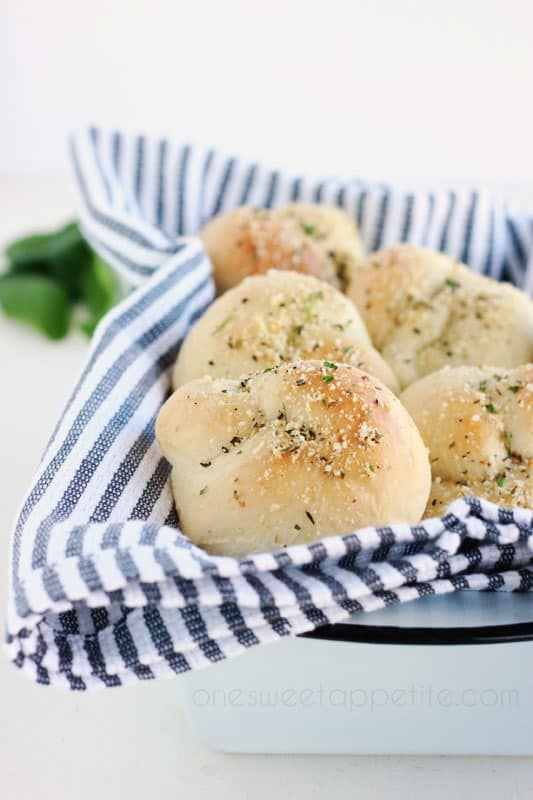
[3,0,533,190]
[1,1,533,798]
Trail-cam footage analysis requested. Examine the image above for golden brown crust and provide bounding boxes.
[156,361,430,556]
[349,244,533,389]
[280,203,365,291]
[400,364,533,516]
[173,270,399,392]
[201,204,364,294]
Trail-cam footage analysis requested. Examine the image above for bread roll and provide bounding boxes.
[280,203,365,291]
[156,361,431,556]
[173,270,399,392]
[400,364,533,516]
[201,204,364,294]
[349,244,533,389]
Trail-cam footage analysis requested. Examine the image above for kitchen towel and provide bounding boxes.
[6,127,533,689]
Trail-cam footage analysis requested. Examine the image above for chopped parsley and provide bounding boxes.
[323,374,334,384]
[289,324,304,347]
[497,475,505,488]
[478,381,487,392]
[304,290,324,320]
[301,222,316,236]
[211,314,233,335]
[445,277,461,290]
[508,385,521,393]
[485,403,497,414]
[323,360,338,370]
[334,257,350,292]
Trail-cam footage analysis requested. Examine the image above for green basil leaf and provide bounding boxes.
[78,253,120,336]
[7,221,82,267]
[6,235,54,270]
[0,274,71,339]
[6,222,93,299]
[79,316,99,338]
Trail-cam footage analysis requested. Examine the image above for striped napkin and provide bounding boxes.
[5,127,533,689]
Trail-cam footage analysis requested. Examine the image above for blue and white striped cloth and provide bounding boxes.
[6,127,533,689]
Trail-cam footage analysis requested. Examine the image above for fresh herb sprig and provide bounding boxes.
[1,221,120,340]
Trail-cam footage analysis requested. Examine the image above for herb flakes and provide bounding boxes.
[445,277,461,290]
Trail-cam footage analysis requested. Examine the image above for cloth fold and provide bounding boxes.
[5,127,533,689]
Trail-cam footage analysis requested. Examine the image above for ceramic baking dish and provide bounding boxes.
[178,592,533,755]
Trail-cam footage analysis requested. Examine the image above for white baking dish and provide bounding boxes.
[178,592,533,755]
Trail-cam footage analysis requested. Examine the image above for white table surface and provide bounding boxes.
[1,181,532,800]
